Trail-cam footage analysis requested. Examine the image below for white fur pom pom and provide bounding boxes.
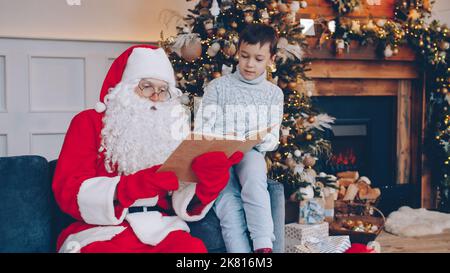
[95,102,106,113]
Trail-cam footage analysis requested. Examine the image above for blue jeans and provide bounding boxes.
[213,149,275,253]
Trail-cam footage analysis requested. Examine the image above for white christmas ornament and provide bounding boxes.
[377,19,386,27]
[171,33,201,58]
[294,163,304,175]
[290,1,300,13]
[336,39,346,49]
[210,0,220,17]
[328,20,336,33]
[300,171,316,184]
[384,45,393,58]
[294,150,302,157]
[221,64,233,76]
[300,1,308,8]
[277,37,303,63]
[207,43,221,57]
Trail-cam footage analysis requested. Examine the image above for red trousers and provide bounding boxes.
[57,222,207,253]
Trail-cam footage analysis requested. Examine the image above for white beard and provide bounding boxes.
[101,80,190,175]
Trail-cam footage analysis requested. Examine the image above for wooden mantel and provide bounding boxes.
[303,42,432,208]
[305,39,418,80]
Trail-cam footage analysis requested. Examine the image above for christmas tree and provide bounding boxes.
[160,0,337,201]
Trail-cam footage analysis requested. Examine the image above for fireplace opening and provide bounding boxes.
[313,96,396,188]
[326,120,370,176]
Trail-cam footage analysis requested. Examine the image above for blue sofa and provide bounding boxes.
[0,155,285,253]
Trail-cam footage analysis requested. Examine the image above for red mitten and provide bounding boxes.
[116,165,179,208]
[189,151,243,215]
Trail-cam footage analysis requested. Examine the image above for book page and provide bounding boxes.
[157,125,273,182]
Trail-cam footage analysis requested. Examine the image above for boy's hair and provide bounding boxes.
[238,24,278,56]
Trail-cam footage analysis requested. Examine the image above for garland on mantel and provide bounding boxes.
[327,0,361,15]
[323,0,449,211]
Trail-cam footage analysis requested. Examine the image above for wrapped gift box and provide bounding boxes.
[292,236,351,253]
[285,222,329,247]
[299,198,325,224]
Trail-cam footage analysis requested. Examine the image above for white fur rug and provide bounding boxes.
[385,206,450,237]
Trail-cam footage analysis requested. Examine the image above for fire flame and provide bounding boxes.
[330,148,357,166]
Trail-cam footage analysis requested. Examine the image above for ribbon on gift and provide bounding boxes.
[299,199,325,224]
[294,236,351,253]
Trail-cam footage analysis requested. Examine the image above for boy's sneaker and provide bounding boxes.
[254,248,272,253]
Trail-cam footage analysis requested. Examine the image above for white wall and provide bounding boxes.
[0,0,195,42]
[0,38,136,159]
[431,0,450,25]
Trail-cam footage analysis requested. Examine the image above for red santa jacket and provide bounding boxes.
[52,109,216,252]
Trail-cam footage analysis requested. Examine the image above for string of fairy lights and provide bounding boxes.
[324,0,449,209]
[160,0,334,200]
[161,0,450,209]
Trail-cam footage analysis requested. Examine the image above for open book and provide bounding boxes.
[157,124,276,182]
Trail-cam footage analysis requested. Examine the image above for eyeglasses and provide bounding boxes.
[137,80,172,101]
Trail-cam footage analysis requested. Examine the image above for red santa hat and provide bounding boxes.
[95,45,180,113]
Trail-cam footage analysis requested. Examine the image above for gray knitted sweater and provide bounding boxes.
[194,68,284,152]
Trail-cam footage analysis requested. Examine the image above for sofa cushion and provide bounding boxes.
[0,156,53,253]
[188,179,285,253]
[188,209,226,252]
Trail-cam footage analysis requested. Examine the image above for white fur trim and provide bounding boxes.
[125,212,189,246]
[172,182,214,222]
[121,48,176,90]
[130,197,159,207]
[78,176,127,225]
[58,226,127,253]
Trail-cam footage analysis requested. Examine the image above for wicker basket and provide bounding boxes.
[330,201,385,245]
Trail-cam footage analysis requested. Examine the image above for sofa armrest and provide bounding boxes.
[0,156,53,253]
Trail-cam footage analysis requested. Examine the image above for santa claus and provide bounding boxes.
[52,45,243,253]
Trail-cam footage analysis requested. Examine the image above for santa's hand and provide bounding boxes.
[116,167,179,208]
[191,151,243,206]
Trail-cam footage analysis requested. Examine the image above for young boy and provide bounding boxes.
[194,24,284,253]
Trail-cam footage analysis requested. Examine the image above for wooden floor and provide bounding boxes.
[375,229,450,253]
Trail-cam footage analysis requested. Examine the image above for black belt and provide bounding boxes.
[128,206,174,215]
